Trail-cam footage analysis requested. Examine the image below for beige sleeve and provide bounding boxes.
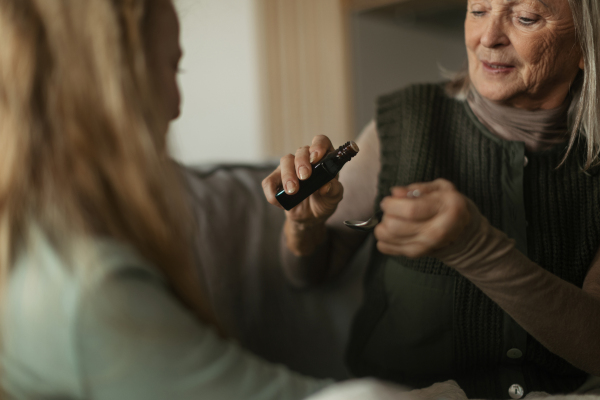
[328,120,381,229]
[434,201,600,376]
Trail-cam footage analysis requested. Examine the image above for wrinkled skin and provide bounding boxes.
[466,0,583,110]
[263,0,585,258]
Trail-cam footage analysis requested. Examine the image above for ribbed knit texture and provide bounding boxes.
[346,83,600,398]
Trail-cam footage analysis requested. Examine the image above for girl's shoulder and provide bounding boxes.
[2,231,162,398]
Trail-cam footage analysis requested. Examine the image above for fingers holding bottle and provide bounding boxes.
[264,135,356,218]
[280,153,299,195]
[308,135,336,165]
[291,135,336,190]
[261,143,325,210]
[295,146,312,182]
[280,139,357,212]
[296,176,344,221]
[262,136,337,216]
[264,135,335,198]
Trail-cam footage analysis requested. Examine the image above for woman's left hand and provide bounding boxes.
[374,179,472,258]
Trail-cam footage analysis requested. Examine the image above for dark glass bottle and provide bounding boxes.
[276,141,359,211]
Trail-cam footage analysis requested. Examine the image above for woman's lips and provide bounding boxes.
[481,60,516,73]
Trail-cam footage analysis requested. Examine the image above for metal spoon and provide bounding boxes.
[342,190,422,232]
[344,214,381,232]
[343,216,379,232]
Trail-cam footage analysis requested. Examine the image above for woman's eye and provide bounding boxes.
[517,16,538,26]
[471,11,485,17]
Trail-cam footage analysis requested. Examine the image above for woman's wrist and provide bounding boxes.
[431,199,515,273]
[284,217,328,256]
[280,229,331,287]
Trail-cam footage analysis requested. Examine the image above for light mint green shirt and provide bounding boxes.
[2,231,330,399]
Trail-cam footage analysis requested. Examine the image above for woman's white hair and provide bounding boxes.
[446,0,600,169]
[567,0,600,169]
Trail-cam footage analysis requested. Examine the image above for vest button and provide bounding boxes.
[509,384,524,399]
[507,348,523,359]
[524,156,529,167]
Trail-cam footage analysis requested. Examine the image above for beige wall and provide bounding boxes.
[168,0,467,165]
[169,0,265,165]
[351,8,467,134]
[257,0,353,158]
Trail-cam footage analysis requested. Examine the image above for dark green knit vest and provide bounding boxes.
[345,83,600,399]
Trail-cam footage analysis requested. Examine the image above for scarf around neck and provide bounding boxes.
[467,88,570,153]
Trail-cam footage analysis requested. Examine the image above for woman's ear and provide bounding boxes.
[579,55,585,70]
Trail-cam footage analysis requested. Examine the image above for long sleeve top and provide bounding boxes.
[2,230,331,399]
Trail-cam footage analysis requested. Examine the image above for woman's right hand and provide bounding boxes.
[262,135,344,225]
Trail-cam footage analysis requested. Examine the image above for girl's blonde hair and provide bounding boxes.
[447,0,600,169]
[0,0,220,333]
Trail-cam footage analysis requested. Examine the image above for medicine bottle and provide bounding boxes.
[276,141,359,211]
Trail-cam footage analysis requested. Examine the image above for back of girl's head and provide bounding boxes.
[0,0,219,327]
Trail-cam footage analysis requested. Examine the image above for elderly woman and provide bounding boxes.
[263,0,600,398]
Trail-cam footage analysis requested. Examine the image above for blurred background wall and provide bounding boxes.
[169,0,467,166]
[351,4,466,133]
[169,0,264,165]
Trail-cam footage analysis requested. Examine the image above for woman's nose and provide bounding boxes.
[480,15,510,48]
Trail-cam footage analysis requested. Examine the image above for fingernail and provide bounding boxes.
[299,166,309,180]
[407,190,421,198]
[286,181,297,194]
[309,152,317,164]
[325,183,332,194]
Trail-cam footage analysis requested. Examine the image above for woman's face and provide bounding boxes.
[465,0,583,109]
[144,0,182,132]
